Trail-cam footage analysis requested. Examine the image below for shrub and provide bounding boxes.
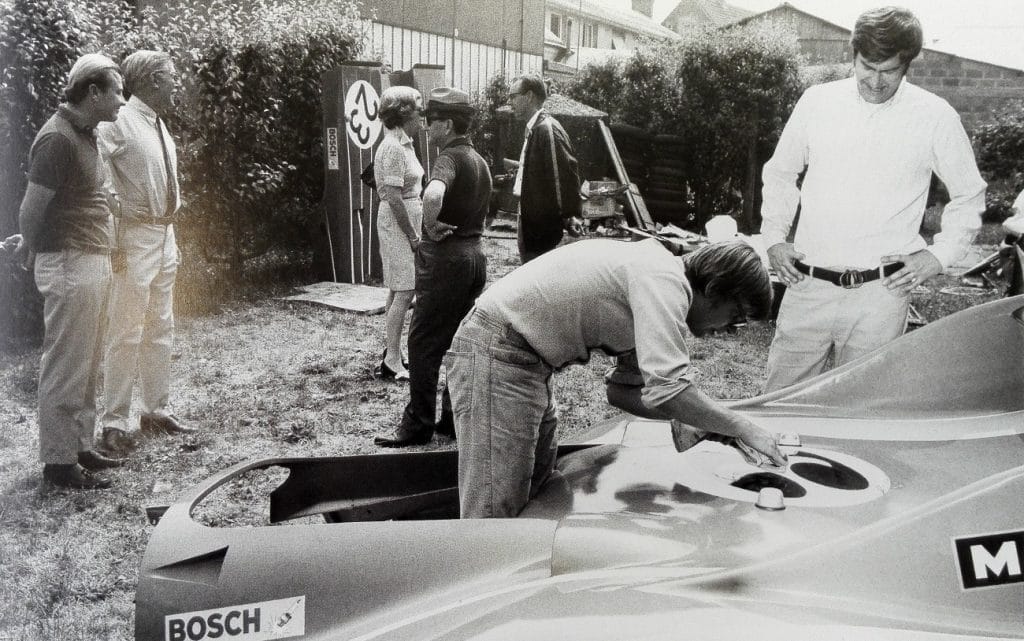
[982,176,1023,225]
[973,100,1024,182]
[564,58,626,123]
[0,0,137,236]
[567,24,802,232]
[128,0,366,271]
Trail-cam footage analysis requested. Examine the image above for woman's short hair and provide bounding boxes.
[851,7,923,67]
[683,240,772,320]
[121,50,173,96]
[64,53,121,104]
[379,86,423,129]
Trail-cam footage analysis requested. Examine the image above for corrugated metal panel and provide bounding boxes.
[363,19,543,93]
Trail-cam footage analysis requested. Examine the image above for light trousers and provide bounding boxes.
[35,250,111,464]
[445,308,558,518]
[765,277,909,392]
[102,223,179,430]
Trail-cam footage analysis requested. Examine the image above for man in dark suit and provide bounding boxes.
[506,74,583,263]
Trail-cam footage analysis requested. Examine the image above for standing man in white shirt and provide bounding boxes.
[99,50,194,455]
[761,7,986,392]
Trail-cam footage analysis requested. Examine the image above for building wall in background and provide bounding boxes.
[734,4,1024,130]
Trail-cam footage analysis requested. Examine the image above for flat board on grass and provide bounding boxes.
[279,282,388,314]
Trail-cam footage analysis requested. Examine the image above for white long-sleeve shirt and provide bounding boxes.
[98,95,179,220]
[761,77,986,270]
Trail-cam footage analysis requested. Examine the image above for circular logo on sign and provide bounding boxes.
[344,80,382,150]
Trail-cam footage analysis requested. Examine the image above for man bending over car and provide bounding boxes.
[444,238,787,518]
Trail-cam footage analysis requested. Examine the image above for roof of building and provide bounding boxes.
[547,0,681,40]
[661,0,753,29]
[725,2,846,34]
[728,3,1024,73]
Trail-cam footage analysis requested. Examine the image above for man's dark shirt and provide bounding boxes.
[25,105,113,253]
[431,136,491,237]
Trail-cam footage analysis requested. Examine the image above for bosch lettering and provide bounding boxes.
[167,607,260,640]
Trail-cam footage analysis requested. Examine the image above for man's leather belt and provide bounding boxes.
[794,260,903,289]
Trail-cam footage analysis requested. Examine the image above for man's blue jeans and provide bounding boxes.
[445,308,558,518]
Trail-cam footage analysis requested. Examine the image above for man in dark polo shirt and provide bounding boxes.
[7,53,128,489]
[375,87,491,447]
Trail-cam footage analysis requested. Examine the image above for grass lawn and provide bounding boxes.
[0,229,1007,640]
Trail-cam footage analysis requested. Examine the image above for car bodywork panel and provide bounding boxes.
[136,296,1024,641]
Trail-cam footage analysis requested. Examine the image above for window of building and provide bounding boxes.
[581,22,597,48]
[565,18,573,45]
[550,13,562,38]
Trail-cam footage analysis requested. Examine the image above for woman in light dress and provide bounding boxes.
[374,86,425,380]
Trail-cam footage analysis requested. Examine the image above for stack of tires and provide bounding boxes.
[607,123,651,196]
[646,134,695,230]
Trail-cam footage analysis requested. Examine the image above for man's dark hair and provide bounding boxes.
[683,241,772,320]
[514,73,548,102]
[851,7,923,67]
[65,67,121,104]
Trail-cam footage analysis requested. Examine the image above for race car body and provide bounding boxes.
[136,296,1024,641]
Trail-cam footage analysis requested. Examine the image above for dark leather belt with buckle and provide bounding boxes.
[794,260,903,289]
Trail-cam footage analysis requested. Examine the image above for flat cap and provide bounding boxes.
[426,87,476,116]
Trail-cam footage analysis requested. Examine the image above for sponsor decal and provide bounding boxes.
[343,80,381,150]
[326,127,339,170]
[954,530,1024,590]
[165,596,305,641]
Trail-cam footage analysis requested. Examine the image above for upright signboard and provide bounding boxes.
[322,62,384,284]
[321,62,448,284]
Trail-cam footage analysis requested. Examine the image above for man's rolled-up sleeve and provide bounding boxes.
[625,266,695,408]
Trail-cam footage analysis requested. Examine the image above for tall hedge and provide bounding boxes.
[565,24,803,233]
[0,0,138,236]
[0,0,366,346]
[124,0,368,272]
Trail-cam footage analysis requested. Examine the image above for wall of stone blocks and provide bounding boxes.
[907,50,1024,131]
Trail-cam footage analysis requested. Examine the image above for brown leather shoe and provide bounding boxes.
[140,413,196,435]
[43,463,112,490]
[100,427,137,457]
[78,449,127,471]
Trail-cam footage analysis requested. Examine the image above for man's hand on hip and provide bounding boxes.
[425,220,457,242]
[881,249,942,296]
[767,242,805,286]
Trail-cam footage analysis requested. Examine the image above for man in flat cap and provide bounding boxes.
[506,73,582,263]
[98,50,193,457]
[375,87,492,447]
[6,53,128,489]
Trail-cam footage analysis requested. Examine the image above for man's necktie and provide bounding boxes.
[155,116,179,218]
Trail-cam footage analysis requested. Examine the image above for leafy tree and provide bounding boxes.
[561,23,802,233]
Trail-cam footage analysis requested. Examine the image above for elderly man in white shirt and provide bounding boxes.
[761,7,986,392]
[98,50,194,454]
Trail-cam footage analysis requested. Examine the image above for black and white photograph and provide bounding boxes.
[1,0,1023,639]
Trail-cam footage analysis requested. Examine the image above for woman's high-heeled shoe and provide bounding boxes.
[379,349,409,381]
